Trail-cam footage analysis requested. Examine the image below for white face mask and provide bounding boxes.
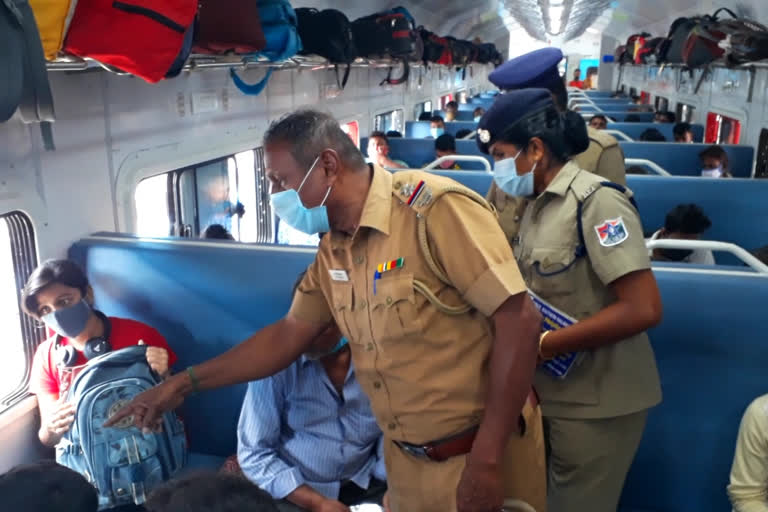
[701,167,723,178]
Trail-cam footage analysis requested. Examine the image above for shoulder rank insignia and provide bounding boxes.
[594,217,629,247]
[373,257,404,295]
[404,180,433,208]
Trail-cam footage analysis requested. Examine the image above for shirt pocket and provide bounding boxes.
[370,273,422,343]
[528,246,581,299]
[329,283,356,342]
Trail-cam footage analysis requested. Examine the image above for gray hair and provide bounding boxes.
[263,109,365,171]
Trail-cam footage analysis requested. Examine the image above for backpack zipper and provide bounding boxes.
[112,2,185,33]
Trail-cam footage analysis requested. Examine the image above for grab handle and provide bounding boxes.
[646,239,768,273]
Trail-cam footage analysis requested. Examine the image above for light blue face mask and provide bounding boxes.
[270,156,332,235]
[43,300,92,338]
[494,150,537,197]
[473,116,482,123]
[431,127,445,138]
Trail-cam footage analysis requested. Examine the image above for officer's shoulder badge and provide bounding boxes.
[478,129,491,144]
[594,217,629,247]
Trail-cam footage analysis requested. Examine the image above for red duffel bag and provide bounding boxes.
[63,0,197,83]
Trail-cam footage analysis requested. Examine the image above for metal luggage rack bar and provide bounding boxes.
[45,53,470,74]
[616,59,768,70]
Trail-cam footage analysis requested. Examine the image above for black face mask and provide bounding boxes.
[659,248,694,262]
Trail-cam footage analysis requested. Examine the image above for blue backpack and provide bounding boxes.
[230,0,302,96]
[57,346,187,510]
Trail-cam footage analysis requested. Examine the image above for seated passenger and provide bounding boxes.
[473,107,485,123]
[429,115,445,138]
[0,460,98,512]
[434,134,461,170]
[647,204,714,264]
[588,114,608,130]
[568,68,584,89]
[673,122,694,143]
[22,259,177,448]
[385,130,402,138]
[728,394,768,512]
[366,132,408,169]
[654,111,675,123]
[444,101,459,122]
[236,272,386,512]
[417,111,432,121]
[700,145,733,178]
[455,128,473,139]
[147,473,279,512]
[202,224,234,240]
[639,128,667,142]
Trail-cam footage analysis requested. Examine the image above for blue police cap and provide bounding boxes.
[489,48,564,91]
[476,89,554,154]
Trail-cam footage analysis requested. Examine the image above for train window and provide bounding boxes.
[629,87,637,97]
[0,212,42,411]
[440,94,453,109]
[676,103,696,123]
[135,148,274,243]
[340,121,359,147]
[457,90,468,104]
[413,100,432,120]
[756,129,768,178]
[640,92,651,105]
[135,174,172,237]
[374,109,404,134]
[705,112,742,144]
[655,96,669,112]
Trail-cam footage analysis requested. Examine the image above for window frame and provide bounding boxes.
[0,211,43,412]
[372,107,405,134]
[705,111,743,145]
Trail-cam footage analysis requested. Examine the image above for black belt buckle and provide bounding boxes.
[394,440,429,460]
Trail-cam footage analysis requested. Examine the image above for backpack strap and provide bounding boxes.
[394,171,496,316]
[230,67,273,96]
[379,59,409,86]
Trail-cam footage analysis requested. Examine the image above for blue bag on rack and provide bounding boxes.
[230,0,302,96]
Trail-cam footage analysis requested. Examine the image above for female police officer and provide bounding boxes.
[477,89,663,512]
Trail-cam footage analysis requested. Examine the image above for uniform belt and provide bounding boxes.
[395,389,539,462]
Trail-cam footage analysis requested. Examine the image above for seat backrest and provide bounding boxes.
[620,266,768,512]
[431,110,475,121]
[405,121,477,138]
[608,123,705,142]
[69,236,317,457]
[585,112,655,122]
[585,91,622,98]
[620,142,754,177]
[361,137,492,170]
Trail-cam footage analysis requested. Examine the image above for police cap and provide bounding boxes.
[489,48,564,91]
[476,89,554,154]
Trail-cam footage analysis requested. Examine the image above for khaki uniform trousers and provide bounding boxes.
[385,403,547,512]
[544,409,648,512]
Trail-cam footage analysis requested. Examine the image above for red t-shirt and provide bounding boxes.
[568,80,585,89]
[30,317,177,398]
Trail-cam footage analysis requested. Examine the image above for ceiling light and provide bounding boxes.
[586,27,599,34]
[548,5,564,34]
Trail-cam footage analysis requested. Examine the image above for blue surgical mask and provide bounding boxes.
[43,300,92,338]
[270,156,332,235]
[473,116,482,123]
[431,127,445,138]
[494,150,537,197]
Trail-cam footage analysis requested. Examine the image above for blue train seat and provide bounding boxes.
[431,110,475,121]
[607,123,705,142]
[620,142,754,178]
[404,121,477,138]
[585,112,656,122]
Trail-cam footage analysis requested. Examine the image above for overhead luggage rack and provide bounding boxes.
[44,53,474,74]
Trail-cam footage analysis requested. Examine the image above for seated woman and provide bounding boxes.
[700,145,733,178]
[228,272,386,512]
[22,259,177,448]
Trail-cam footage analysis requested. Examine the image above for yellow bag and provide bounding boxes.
[29,0,79,60]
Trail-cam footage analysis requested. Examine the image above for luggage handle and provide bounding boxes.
[335,64,351,90]
[230,68,273,96]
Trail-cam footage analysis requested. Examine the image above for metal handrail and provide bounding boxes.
[604,130,633,142]
[624,158,671,176]
[646,239,768,274]
[422,155,492,173]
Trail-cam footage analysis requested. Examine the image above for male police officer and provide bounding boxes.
[107,109,545,512]
[486,48,626,244]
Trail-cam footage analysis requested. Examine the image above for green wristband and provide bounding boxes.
[186,366,200,393]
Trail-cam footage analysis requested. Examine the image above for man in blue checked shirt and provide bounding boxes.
[236,272,386,512]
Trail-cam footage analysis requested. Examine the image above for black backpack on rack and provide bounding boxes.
[296,8,358,88]
[352,9,419,85]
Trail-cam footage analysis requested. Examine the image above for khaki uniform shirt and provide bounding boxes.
[487,126,627,244]
[514,162,661,419]
[290,164,527,444]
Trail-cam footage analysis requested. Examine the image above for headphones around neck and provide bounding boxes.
[55,310,112,367]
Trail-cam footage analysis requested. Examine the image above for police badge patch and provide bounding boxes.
[594,217,629,247]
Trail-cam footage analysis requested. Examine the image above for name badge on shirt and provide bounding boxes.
[329,269,349,282]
